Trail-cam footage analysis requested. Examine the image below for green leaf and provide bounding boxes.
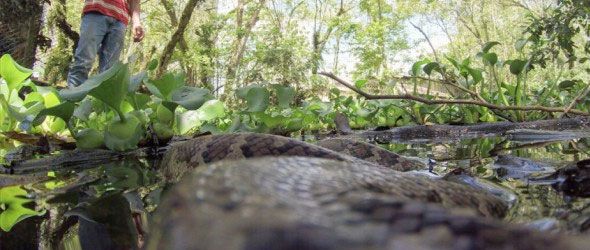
[411,59,430,76]
[197,100,225,121]
[33,101,76,126]
[60,62,129,120]
[505,59,527,75]
[482,53,498,66]
[176,100,225,134]
[482,41,501,53]
[89,63,129,119]
[0,54,32,92]
[75,128,104,149]
[147,59,158,71]
[60,62,122,102]
[467,68,483,84]
[423,62,442,75]
[156,103,174,124]
[129,71,147,93]
[0,186,43,232]
[169,86,214,110]
[354,79,367,89]
[445,56,460,70]
[103,115,143,151]
[558,80,577,90]
[272,85,295,108]
[145,72,184,99]
[237,85,270,112]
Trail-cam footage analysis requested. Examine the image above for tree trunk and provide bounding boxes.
[223,0,267,99]
[157,0,205,77]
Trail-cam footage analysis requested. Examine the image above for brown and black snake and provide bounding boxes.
[149,133,586,250]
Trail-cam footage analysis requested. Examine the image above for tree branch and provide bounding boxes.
[319,72,589,116]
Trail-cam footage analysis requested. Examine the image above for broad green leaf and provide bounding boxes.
[73,98,93,121]
[75,128,104,149]
[156,104,175,124]
[0,186,44,232]
[467,68,483,84]
[145,72,184,99]
[33,101,76,126]
[129,71,147,93]
[103,115,143,151]
[197,100,225,121]
[505,59,527,75]
[176,100,225,134]
[236,85,255,99]
[89,63,129,119]
[482,41,501,53]
[272,85,296,108]
[237,85,270,112]
[24,92,43,104]
[169,86,214,110]
[411,58,430,76]
[423,62,442,75]
[256,112,285,128]
[176,110,203,134]
[60,62,122,102]
[0,54,32,92]
[482,53,498,66]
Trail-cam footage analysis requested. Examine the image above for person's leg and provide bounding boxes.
[67,13,109,87]
[98,16,127,73]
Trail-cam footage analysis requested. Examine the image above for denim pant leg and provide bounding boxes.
[98,17,126,73]
[67,13,109,87]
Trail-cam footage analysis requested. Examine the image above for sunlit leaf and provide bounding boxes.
[0,186,44,232]
[169,86,214,110]
[0,54,32,92]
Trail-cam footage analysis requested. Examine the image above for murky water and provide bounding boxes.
[0,134,589,249]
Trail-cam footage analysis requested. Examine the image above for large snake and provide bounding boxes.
[151,133,586,249]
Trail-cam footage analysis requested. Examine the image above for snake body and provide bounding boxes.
[151,133,586,249]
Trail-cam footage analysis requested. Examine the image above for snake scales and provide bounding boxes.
[150,133,586,250]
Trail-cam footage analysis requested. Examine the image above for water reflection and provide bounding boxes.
[0,134,589,249]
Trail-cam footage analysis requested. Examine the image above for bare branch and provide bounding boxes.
[319,72,589,116]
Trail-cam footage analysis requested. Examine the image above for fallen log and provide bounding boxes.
[357,116,590,143]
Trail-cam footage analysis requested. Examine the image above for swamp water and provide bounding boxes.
[0,133,589,249]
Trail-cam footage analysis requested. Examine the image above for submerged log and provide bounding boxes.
[358,117,590,142]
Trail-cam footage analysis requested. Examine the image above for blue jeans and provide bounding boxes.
[67,12,126,87]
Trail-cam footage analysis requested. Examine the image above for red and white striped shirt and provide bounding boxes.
[83,0,130,25]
